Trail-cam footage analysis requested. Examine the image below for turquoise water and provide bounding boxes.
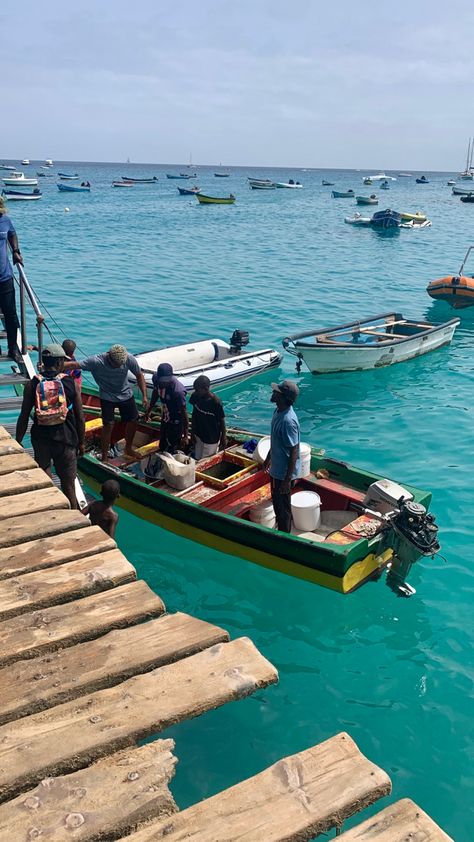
[7,163,473,839]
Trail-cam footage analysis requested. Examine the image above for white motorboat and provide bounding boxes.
[21,159,30,166]
[2,188,42,201]
[0,164,16,171]
[283,313,459,374]
[130,331,282,392]
[362,173,397,182]
[275,181,303,188]
[2,172,38,187]
[344,213,371,226]
[44,159,53,166]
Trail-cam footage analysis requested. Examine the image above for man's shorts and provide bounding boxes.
[33,439,77,484]
[100,396,139,424]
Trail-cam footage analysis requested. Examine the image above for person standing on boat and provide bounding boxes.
[62,339,82,388]
[65,344,148,462]
[16,344,85,509]
[263,380,300,533]
[190,374,226,460]
[0,195,22,359]
[145,363,188,453]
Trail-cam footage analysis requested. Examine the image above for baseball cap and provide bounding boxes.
[156,362,174,384]
[271,379,299,404]
[108,344,128,365]
[42,343,67,359]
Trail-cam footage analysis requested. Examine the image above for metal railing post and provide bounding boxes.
[36,315,44,364]
[19,272,27,355]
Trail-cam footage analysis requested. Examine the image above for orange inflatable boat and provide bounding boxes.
[427,246,474,308]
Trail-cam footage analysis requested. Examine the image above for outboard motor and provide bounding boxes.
[229,329,250,354]
[386,500,440,597]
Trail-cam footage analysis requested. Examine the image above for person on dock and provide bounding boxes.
[263,380,300,533]
[16,343,85,509]
[145,363,188,454]
[83,479,120,538]
[65,344,148,463]
[0,195,22,360]
[62,339,82,388]
[190,374,226,460]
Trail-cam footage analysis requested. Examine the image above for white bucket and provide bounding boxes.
[297,442,311,478]
[249,499,276,529]
[253,436,271,464]
[291,491,321,531]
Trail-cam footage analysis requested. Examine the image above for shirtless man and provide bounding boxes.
[84,479,120,538]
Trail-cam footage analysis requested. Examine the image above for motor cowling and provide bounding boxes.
[386,500,440,596]
[229,329,250,353]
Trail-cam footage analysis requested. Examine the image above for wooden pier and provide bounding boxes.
[0,425,453,841]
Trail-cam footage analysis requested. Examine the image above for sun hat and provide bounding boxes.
[42,343,67,360]
[108,344,128,365]
[156,362,174,384]
[271,379,299,404]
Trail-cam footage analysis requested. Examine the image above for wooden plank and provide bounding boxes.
[0,466,53,498]
[0,451,37,475]
[0,486,69,521]
[337,798,454,841]
[0,637,277,803]
[0,439,23,456]
[0,508,88,549]
[0,580,165,666]
[0,612,229,723]
[0,548,136,621]
[0,525,115,581]
[0,427,11,441]
[0,742,178,842]
[118,733,391,842]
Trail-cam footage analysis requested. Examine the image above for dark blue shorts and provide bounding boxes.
[100,396,139,424]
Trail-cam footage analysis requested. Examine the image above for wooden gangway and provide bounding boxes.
[0,425,453,841]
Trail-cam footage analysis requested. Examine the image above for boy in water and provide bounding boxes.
[84,479,120,538]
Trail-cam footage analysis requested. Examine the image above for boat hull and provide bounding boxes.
[57,184,90,192]
[2,178,38,187]
[196,194,235,204]
[427,276,474,308]
[332,191,354,198]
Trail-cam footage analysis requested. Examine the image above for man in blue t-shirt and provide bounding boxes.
[0,196,23,358]
[263,380,301,533]
[145,363,188,453]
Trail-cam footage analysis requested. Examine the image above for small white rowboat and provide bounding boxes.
[129,331,282,392]
[283,313,460,374]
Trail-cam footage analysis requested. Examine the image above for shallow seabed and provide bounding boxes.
[8,162,474,839]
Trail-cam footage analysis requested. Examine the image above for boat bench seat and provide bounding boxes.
[306,476,366,508]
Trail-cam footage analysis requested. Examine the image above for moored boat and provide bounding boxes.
[332,189,355,198]
[166,173,189,180]
[380,181,390,190]
[131,331,281,392]
[177,185,201,195]
[398,172,413,177]
[2,173,38,187]
[344,213,371,226]
[250,182,276,190]
[57,183,91,192]
[112,181,134,187]
[416,176,429,184]
[370,209,402,229]
[400,211,427,222]
[77,393,440,596]
[452,186,472,195]
[1,188,42,201]
[356,195,378,205]
[321,180,334,186]
[196,193,236,204]
[460,193,474,203]
[275,181,303,188]
[214,172,230,177]
[363,173,396,182]
[58,172,79,179]
[363,178,373,185]
[37,170,54,177]
[427,246,474,308]
[447,180,456,186]
[0,164,16,171]
[282,312,460,374]
[122,176,158,183]
[21,159,30,166]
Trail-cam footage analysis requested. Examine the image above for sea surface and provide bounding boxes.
[4,161,473,839]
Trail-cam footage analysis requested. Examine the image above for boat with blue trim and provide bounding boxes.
[57,183,90,192]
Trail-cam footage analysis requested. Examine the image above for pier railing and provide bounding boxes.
[12,258,45,365]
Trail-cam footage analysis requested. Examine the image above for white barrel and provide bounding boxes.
[253,436,271,464]
[291,491,321,531]
[249,499,276,529]
[297,442,311,478]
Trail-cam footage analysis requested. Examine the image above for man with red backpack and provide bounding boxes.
[16,344,85,509]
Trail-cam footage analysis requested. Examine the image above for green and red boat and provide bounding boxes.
[78,387,440,597]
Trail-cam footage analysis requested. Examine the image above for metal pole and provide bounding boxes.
[36,315,44,365]
[19,271,27,355]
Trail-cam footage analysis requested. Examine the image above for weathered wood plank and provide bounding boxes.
[0,548,136,621]
[0,467,53,498]
[0,742,178,842]
[0,580,165,666]
[0,508,88,549]
[0,611,229,723]
[120,733,391,842]
[0,451,37,475]
[0,485,69,521]
[0,427,11,441]
[0,438,23,456]
[337,798,454,841]
[0,525,115,581]
[0,637,277,803]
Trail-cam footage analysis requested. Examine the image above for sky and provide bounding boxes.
[2,0,474,169]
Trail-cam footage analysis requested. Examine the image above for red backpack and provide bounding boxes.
[34,374,69,426]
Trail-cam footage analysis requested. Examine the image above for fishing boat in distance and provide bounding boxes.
[459,138,474,179]
[460,193,474,203]
[1,188,42,201]
[196,193,236,204]
[447,180,456,186]
[0,164,16,171]
[130,330,281,392]
[370,209,402,229]
[122,176,158,183]
[363,173,396,182]
[275,181,303,188]
[214,172,230,177]
[322,180,334,186]
[380,181,390,190]
[166,173,190,180]
[345,213,371,226]
[452,186,472,195]
[332,189,354,198]
[77,393,440,596]
[177,185,201,195]
[398,172,413,177]
[58,172,79,180]
[400,211,427,223]
[282,312,460,374]
[250,182,276,190]
[356,195,378,205]
[57,183,91,193]
[2,173,38,187]
[427,246,474,308]
[21,159,30,166]
[363,178,373,185]
[112,181,134,187]
[416,176,429,184]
